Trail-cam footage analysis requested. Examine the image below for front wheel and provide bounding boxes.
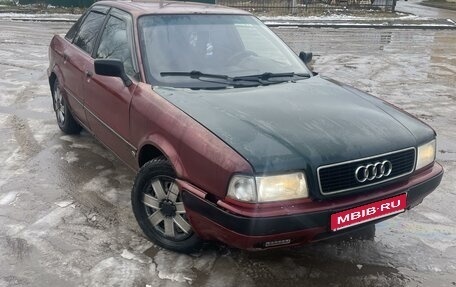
[131,157,202,253]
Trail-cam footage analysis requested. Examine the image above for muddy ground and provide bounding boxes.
[0,20,455,287]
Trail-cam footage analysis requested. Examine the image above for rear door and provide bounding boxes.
[61,7,108,127]
[84,8,139,168]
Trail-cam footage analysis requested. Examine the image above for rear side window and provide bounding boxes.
[73,11,106,55]
[96,15,135,78]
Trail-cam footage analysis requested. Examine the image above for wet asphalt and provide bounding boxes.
[396,0,456,20]
[0,19,455,287]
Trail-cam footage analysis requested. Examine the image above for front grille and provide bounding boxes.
[317,148,416,195]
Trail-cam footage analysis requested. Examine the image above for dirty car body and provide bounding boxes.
[47,0,444,251]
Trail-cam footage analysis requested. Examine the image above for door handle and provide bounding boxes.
[63,53,69,61]
[85,70,93,78]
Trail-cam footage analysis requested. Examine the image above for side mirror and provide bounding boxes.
[299,51,313,64]
[94,59,132,87]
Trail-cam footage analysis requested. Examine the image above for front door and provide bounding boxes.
[84,9,139,169]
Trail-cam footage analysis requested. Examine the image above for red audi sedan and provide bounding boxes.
[48,0,443,252]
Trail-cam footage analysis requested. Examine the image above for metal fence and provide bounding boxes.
[17,0,96,7]
[216,0,396,15]
[16,0,396,14]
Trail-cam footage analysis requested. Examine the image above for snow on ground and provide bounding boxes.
[0,191,18,205]
[258,12,426,21]
[0,12,80,21]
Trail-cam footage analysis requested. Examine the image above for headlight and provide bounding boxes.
[256,172,308,202]
[227,172,308,203]
[227,175,256,202]
[416,139,436,170]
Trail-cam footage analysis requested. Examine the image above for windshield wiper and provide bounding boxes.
[161,71,230,80]
[233,72,310,82]
[160,70,260,88]
[159,70,310,88]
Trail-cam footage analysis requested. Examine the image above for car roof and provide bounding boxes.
[95,0,251,16]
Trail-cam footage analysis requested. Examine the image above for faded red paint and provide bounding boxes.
[48,1,444,250]
[48,1,254,199]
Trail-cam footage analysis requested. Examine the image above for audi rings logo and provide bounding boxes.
[355,160,393,183]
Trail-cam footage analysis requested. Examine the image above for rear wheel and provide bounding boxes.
[131,157,201,253]
[52,79,82,134]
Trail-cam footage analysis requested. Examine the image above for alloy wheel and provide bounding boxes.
[142,176,192,240]
[54,85,65,125]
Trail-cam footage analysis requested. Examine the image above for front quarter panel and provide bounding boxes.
[131,83,253,199]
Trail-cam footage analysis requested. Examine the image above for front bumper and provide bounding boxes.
[181,162,443,250]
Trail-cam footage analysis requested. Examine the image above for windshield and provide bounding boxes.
[138,14,311,88]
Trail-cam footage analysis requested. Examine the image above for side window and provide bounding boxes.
[73,11,106,55]
[65,11,86,42]
[96,16,135,78]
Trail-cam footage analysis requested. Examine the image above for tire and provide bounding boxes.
[52,79,82,134]
[131,157,202,253]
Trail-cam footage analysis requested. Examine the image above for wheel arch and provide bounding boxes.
[49,72,57,92]
[138,144,164,167]
[137,135,186,178]
[48,65,64,94]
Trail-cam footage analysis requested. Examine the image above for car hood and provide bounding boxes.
[155,76,434,174]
